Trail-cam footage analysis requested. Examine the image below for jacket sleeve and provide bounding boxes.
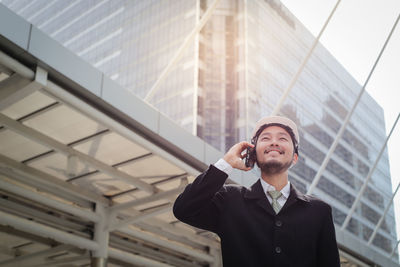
[173,164,228,233]
[317,205,341,267]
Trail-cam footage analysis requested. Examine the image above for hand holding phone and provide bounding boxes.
[223,141,254,171]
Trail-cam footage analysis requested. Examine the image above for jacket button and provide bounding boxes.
[275,247,281,253]
[275,220,282,227]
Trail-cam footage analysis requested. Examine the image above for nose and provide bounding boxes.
[268,137,280,146]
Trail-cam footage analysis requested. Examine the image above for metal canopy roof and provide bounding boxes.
[0,5,244,266]
[0,61,225,266]
[0,57,227,266]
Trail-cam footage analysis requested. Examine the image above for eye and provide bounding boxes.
[280,137,288,141]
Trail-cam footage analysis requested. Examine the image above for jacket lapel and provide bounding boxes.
[280,184,309,212]
[244,180,276,216]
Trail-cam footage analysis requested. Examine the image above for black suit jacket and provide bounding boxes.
[173,165,340,267]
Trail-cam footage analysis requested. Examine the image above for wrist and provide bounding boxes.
[214,158,233,174]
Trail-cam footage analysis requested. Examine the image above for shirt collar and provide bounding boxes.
[259,178,290,199]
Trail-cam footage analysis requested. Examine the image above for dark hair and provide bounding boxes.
[251,123,299,155]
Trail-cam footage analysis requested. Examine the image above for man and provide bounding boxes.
[173,116,340,267]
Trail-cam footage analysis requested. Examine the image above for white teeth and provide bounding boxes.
[265,150,282,154]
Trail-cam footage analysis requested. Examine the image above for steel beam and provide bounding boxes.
[0,244,72,267]
[341,113,400,230]
[110,235,195,267]
[0,65,46,110]
[108,247,173,267]
[110,204,172,231]
[0,113,156,194]
[0,244,22,258]
[0,178,100,222]
[0,64,12,76]
[134,221,206,251]
[0,210,99,251]
[113,210,218,250]
[144,0,221,102]
[307,14,400,195]
[0,154,108,206]
[34,255,89,267]
[368,183,400,245]
[391,239,400,257]
[0,50,35,79]
[0,225,56,247]
[0,197,89,235]
[110,185,184,213]
[111,173,187,199]
[117,227,214,263]
[0,74,36,109]
[139,219,219,248]
[270,0,342,116]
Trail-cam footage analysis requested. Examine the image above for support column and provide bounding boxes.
[91,257,107,267]
[91,204,109,267]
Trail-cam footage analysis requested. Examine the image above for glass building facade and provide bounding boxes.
[1,0,397,264]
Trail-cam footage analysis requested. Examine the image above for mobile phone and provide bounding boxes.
[245,146,256,168]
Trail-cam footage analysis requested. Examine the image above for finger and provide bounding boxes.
[239,141,254,148]
[236,161,253,171]
[238,165,253,171]
[236,142,253,155]
[232,144,246,156]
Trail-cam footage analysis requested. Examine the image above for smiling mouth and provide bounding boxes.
[265,149,283,154]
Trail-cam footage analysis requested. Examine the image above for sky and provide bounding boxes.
[280,0,400,260]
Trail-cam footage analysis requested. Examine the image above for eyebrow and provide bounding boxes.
[259,132,290,137]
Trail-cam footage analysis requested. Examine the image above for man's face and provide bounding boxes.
[255,126,298,175]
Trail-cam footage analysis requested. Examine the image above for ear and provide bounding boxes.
[291,153,298,166]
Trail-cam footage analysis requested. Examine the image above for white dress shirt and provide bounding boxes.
[214,158,234,174]
[214,158,290,207]
[260,178,290,208]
